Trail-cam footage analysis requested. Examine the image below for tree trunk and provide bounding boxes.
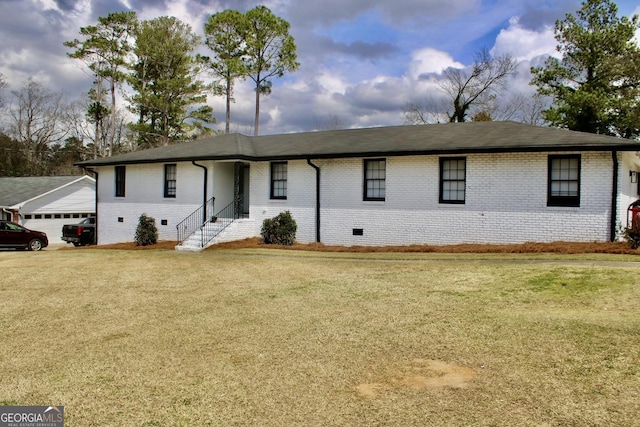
[225,80,231,134]
[254,84,260,136]
[94,120,99,159]
[109,78,116,156]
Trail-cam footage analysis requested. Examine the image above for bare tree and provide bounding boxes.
[441,48,518,122]
[65,11,138,155]
[404,91,549,126]
[68,95,133,157]
[495,93,550,125]
[66,98,93,145]
[315,114,346,130]
[0,73,7,108]
[7,79,68,175]
[403,96,449,125]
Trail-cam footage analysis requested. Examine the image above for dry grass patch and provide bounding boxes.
[1,248,639,426]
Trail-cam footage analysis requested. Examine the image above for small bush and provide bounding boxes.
[261,211,297,245]
[135,213,158,246]
[621,223,640,249]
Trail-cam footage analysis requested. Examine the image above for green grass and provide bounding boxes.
[1,249,639,426]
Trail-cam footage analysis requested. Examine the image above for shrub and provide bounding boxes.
[135,213,158,246]
[261,211,297,245]
[621,223,640,249]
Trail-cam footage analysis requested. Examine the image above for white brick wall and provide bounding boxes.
[97,162,213,244]
[211,219,258,244]
[251,152,621,246]
[249,160,317,242]
[97,151,638,246]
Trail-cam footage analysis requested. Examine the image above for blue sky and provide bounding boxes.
[0,0,638,135]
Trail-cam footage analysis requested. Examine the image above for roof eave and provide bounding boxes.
[77,154,256,167]
[77,144,640,166]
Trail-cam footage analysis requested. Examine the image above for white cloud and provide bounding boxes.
[137,0,206,31]
[491,16,558,61]
[35,0,61,12]
[314,71,348,95]
[407,48,464,79]
[9,0,626,135]
[633,7,640,44]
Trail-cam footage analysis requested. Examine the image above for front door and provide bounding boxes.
[235,163,250,217]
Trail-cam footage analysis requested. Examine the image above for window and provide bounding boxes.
[440,157,466,204]
[364,159,386,201]
[115,166,126,197]
[548,155,580,207]
[270,162,287,199]
[164,164,177,198]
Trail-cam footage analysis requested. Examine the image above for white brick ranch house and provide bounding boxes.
[77,121,640,250]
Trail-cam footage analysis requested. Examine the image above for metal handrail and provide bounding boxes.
[176,196,215,244]
[198,200,239,248]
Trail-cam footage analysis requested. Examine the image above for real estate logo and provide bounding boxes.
[0,406,64,427]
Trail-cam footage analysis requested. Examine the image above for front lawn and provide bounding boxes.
[1,249,639,426]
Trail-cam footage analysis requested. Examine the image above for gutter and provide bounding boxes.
[83,168,99,244]
[307,159,321,243]
[192,161,208,224]
[610,151,618,242]
[2,208,13,221]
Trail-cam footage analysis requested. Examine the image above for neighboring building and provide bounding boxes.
[76,122,640,250]
[0,175,96,243]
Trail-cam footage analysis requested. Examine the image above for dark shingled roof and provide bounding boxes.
[77,122,640,167]
[0,176,93,207]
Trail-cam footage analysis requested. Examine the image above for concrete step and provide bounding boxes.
[176,221,230,251]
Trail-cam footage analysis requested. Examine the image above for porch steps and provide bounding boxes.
[175,218,256,252]
[175,221,226,252]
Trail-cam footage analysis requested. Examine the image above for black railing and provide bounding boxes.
[207,199,239,240]
[198,200,239,248]
[176,196,215,245]
[176,198,242,249]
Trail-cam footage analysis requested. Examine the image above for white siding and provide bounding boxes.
[20,179,95,243]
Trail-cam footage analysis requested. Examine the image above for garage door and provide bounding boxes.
[23,213,94,244]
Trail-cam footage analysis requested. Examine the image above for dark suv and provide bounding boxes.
[0,221,49,251]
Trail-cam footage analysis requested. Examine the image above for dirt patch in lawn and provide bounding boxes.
[86,237,639,254]
[356,359,478,398]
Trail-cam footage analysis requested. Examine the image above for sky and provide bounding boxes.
[0,0,639,136]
